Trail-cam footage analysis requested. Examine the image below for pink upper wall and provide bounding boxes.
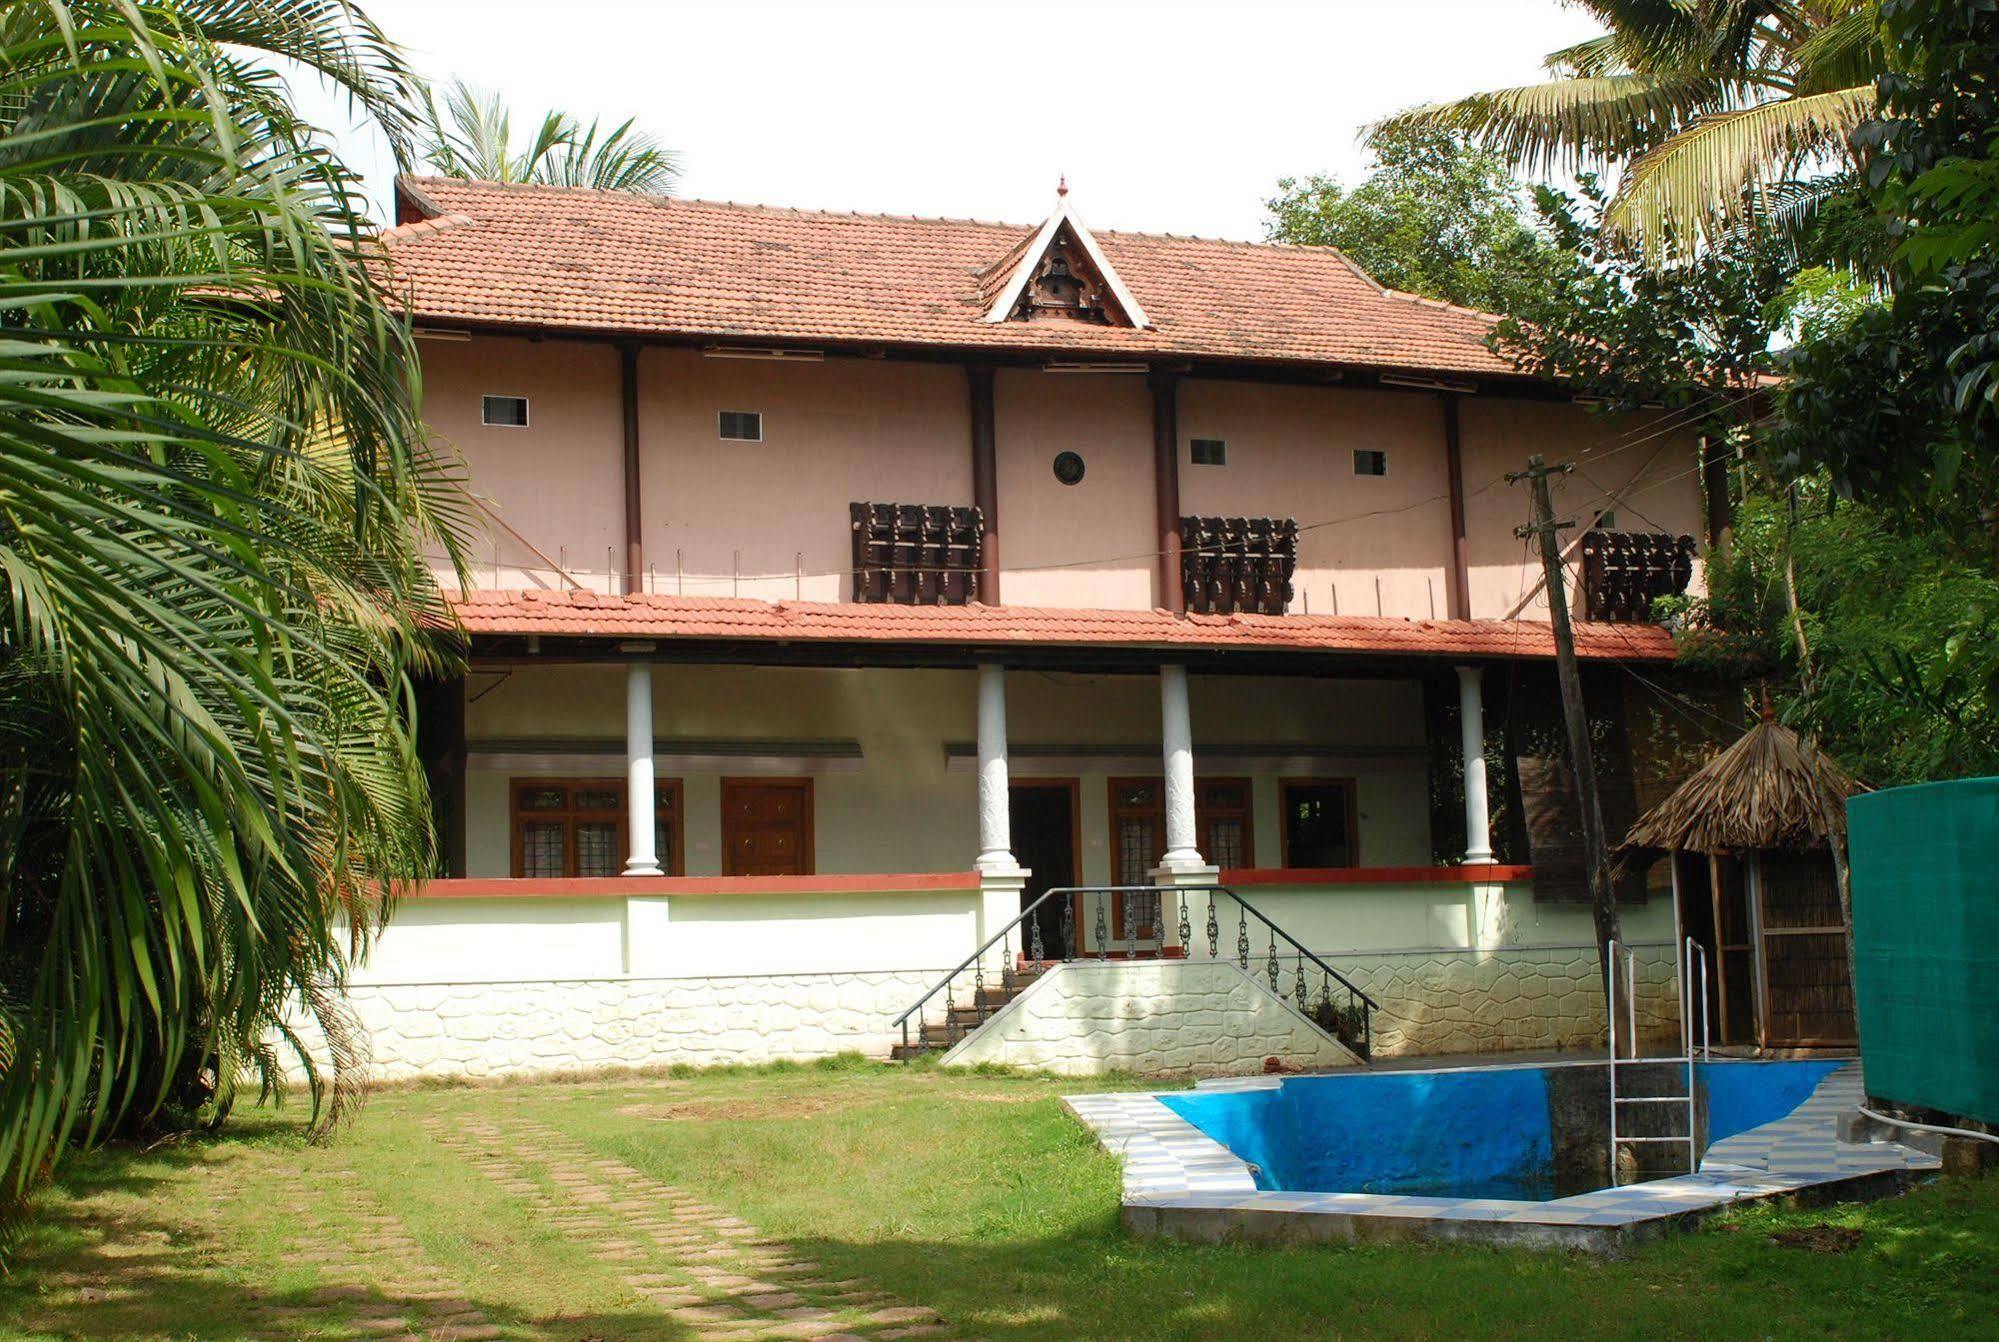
[637,348,970,602]
[1179,382,1454,618]
[994,369,1157,609]
[1457,398,1705,621]
[421,335,1705,620]
[421,336,624,593]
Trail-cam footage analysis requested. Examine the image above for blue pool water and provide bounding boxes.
[1161,1058,1844,1200]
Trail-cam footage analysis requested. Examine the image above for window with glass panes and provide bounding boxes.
[1107,777,1256,882]
[509,778,683,877]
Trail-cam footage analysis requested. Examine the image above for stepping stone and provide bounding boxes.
[745,1291,805,1309]
[673,1303,746,1324]
[868,1307,943,1325]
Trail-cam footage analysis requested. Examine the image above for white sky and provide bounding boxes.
[302,0,1598,239]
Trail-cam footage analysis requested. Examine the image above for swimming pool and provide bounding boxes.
[1159,1058,1844,1199]
[1067,1058,1936,1251]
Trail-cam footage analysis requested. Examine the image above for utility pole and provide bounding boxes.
[1511,455,1627,1043]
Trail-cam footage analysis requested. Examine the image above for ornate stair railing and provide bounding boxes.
[892,884,1377,1061]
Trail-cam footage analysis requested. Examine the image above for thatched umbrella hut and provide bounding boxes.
[1622,718,1864,1051]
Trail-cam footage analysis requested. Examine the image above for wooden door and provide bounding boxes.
[1707,854,1759,1045]
[722,779,813,876]
[1753,851,1858,1046]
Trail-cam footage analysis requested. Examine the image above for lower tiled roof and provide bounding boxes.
[445,590,1676,662]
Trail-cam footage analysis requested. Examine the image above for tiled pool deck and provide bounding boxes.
[1065,1062,1940,1253]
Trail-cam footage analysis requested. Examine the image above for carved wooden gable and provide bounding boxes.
[980,188,1149,329]
[1006,223,1123,325]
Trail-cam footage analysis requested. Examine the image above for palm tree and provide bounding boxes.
[0,0,467,1192]
[419,79,681,192]
[1379,1,1884,252]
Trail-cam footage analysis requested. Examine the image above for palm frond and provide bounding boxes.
[1789,4,1885,93]
[1608,84,1877,251]
[0,0,463,1194]
[1378,71,1733,177]
[417,79,679,193]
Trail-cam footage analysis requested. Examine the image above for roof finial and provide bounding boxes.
[1056,174,1068,199]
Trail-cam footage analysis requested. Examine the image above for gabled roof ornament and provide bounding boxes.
[982,181,1148,329]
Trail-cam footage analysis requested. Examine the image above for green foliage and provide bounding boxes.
[0,2,466,1195]
[1379,2,1886,252]
[1264,125,1569,314]
[1676,484,1999,783]
[1491,178,1792,424]
[418,78,681,192]
[1777,0,1999,521]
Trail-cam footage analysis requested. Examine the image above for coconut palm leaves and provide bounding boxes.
[1380,2,1885,252]
[418,78,681,192]
[0,1,464,1191]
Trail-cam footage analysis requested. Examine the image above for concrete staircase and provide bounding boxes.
[890,959,1050,1060]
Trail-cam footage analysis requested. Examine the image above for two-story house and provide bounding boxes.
[342,177,1716,1079]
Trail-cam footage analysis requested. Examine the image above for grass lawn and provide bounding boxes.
[0,1059,1993,1341]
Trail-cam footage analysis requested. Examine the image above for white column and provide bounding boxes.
[975,663,1018,874]
[1457,664,1495,864]
[623,662,662,876]
[1158,664,1203,870]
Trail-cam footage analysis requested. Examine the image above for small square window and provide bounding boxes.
[1189,437,1227,466]
[1593,509,1618,530]
[719,410,763,441]
[1353,448,1388,477]
[482,395,529,427]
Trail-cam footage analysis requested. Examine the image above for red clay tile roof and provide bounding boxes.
[382,177,1521,378]
[445,590,1675,663]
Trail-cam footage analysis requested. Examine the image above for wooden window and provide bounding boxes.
[719,410,762,441]
[1579,530,1697,622]
[1280,779,1358,869]
[1108,777,1256,880]
[1353,448,1387,476]
[1178,516,1297,615]
[1189,437,1227,466]
[509,778,683,878]
[850,502,984,604]
[721,778,813,876]
[1197,779,1254,870]
[481,394,529,427]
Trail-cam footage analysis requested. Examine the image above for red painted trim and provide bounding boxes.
[402,871,982,899]
[1218,864,1533,887]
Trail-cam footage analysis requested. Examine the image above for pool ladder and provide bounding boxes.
[1606,938,1712,1188]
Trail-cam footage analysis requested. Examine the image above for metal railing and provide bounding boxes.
[1606,936,1712,1187]
[893,884,1377,1060]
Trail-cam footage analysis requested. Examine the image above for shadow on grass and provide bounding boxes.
[0,1131,719,1341]
[762,1176,1998,1342]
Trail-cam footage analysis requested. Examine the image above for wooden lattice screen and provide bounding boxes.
[850,502,985,604]
[1179,516,1297,616]
[1579,531,1697,622]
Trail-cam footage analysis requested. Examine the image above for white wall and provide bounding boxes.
[351,887,979,987]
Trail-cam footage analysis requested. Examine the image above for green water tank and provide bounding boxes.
[1847,776,1999,1126]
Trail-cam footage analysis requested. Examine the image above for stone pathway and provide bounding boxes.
[253,1175,506,1342]
[422,1114,963,1341]
[13,1140,511,1342]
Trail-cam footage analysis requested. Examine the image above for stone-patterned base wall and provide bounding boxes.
[1321,943,1682,1057]
[939,959,1359,1078]
[285,970,941,1083]
[284,945,1683,1083]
